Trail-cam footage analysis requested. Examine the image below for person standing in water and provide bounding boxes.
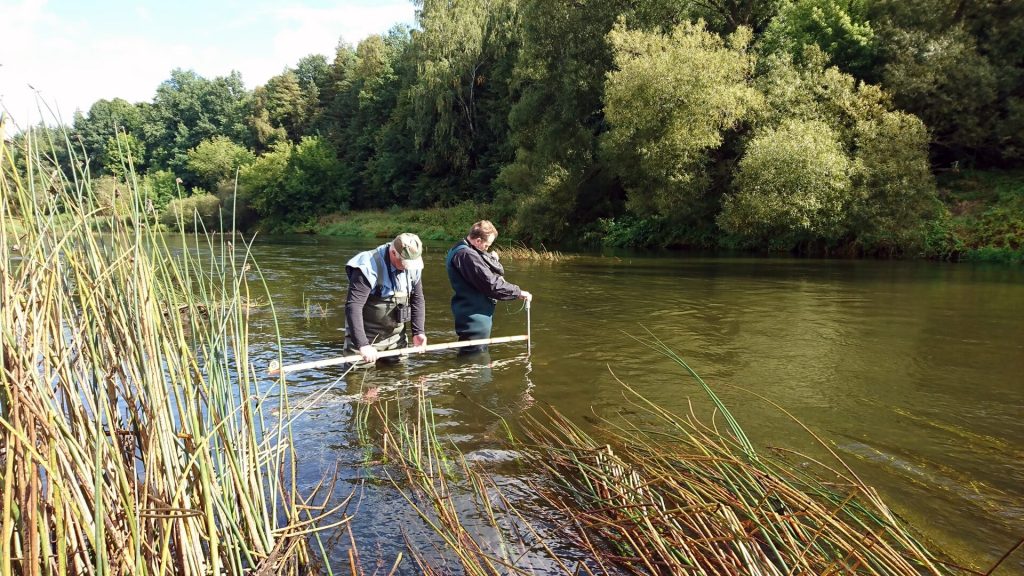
[445,220,532,354]
[344,233,427,365]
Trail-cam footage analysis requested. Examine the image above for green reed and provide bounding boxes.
[0,121,340,575]
[492,244,568,262]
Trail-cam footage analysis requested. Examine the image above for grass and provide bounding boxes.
[1,119,345,574]
[493,243,570,262]
[311,201,490,242]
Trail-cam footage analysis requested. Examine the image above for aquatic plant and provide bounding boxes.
[0,120,342,574]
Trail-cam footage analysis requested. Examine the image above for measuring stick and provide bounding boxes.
[268,334,529,375]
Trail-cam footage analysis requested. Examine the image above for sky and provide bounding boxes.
[1,0,417,128]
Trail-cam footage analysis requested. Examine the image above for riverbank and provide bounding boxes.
[938,169,1024,263]
[268,170,1023,263]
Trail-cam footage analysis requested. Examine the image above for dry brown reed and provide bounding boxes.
[512,340,977,576]
[360,338,980,576]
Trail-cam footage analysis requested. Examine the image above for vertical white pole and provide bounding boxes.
[526,301,532,357]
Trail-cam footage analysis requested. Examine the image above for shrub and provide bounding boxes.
[160,193,222,232]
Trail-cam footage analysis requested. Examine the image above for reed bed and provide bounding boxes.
[359,341,982,575]
[493,244,568,262]
[514,340,975,576]
[0,122,342,574]
[362,388,604,575]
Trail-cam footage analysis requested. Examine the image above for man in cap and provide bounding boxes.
[344,233,427,365]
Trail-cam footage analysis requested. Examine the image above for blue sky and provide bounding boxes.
[1,0,417,127]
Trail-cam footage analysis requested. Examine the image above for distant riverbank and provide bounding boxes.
[261,169,1023,263]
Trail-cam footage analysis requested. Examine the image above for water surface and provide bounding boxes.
[238,235,1023,573]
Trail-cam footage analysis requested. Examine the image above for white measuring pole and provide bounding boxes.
[268,334,530,375]
[526,301,532,357]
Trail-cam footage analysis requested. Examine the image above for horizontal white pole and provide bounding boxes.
[268,334,529,375]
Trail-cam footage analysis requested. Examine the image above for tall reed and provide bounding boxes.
[0,121,339,574]
[514,337,973,575]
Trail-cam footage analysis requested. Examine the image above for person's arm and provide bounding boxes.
[345,268,373,348]
[452,250,521,301]
[410,279,427,347]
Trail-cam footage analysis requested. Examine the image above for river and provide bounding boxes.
[235,235,1023,573]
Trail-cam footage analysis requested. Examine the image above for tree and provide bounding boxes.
[239,136,347,222]
[602,20,761,225]
[186,136,256,191]
[144,69,252,182]
[759,0,876,79]
[720,119,852,249]
[402,0,521,205]
[496,0,630,242]
[103,132,145,181]
[869,0,1024,166]
[72,98,145,174]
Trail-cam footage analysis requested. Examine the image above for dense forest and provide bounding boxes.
[6,0,1023,258]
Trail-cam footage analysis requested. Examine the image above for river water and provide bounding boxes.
[237,235,1022,573]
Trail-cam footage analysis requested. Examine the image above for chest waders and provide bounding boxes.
[346,247,411,357]
[446,242,497,346]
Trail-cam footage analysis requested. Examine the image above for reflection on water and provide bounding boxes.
[230,235,1023,573]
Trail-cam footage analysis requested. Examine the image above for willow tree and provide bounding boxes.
[601,20,761,240]
[403,0,520,206]
[720,49,939,253]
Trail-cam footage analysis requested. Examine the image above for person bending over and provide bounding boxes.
[344,233,427,365]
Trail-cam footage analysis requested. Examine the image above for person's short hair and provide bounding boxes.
[468,220,498,241]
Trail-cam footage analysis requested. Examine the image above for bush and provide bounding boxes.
[160,193,222,232]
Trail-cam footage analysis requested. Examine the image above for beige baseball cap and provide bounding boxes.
[392,233,424,271]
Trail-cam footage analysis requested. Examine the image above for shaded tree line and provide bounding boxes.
[10,0,1022,255]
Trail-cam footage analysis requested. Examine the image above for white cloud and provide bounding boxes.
[0,0,416,128]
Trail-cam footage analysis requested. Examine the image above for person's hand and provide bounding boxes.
[413,333,427,348]
[359,345,379,363]
[520,290,533,304]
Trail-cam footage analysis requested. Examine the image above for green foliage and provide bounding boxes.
[139,169,181,212]
[72,98,145,175]
[87,175,135,217]
[396,0,520,205]
[159,192,222,232]
[186,136,255,191]
[685,0,785,34]
[869,0,1024,165]
[721,119,852,249]
[238,136,347,223]
[848,104,939,254]
[144,69,252,181]
[602,20,761,223]
[760,0,876,78]
[316,201,490,241]
[877,26,999,160]
[941,170,1024,261]
[102,132,145,181]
